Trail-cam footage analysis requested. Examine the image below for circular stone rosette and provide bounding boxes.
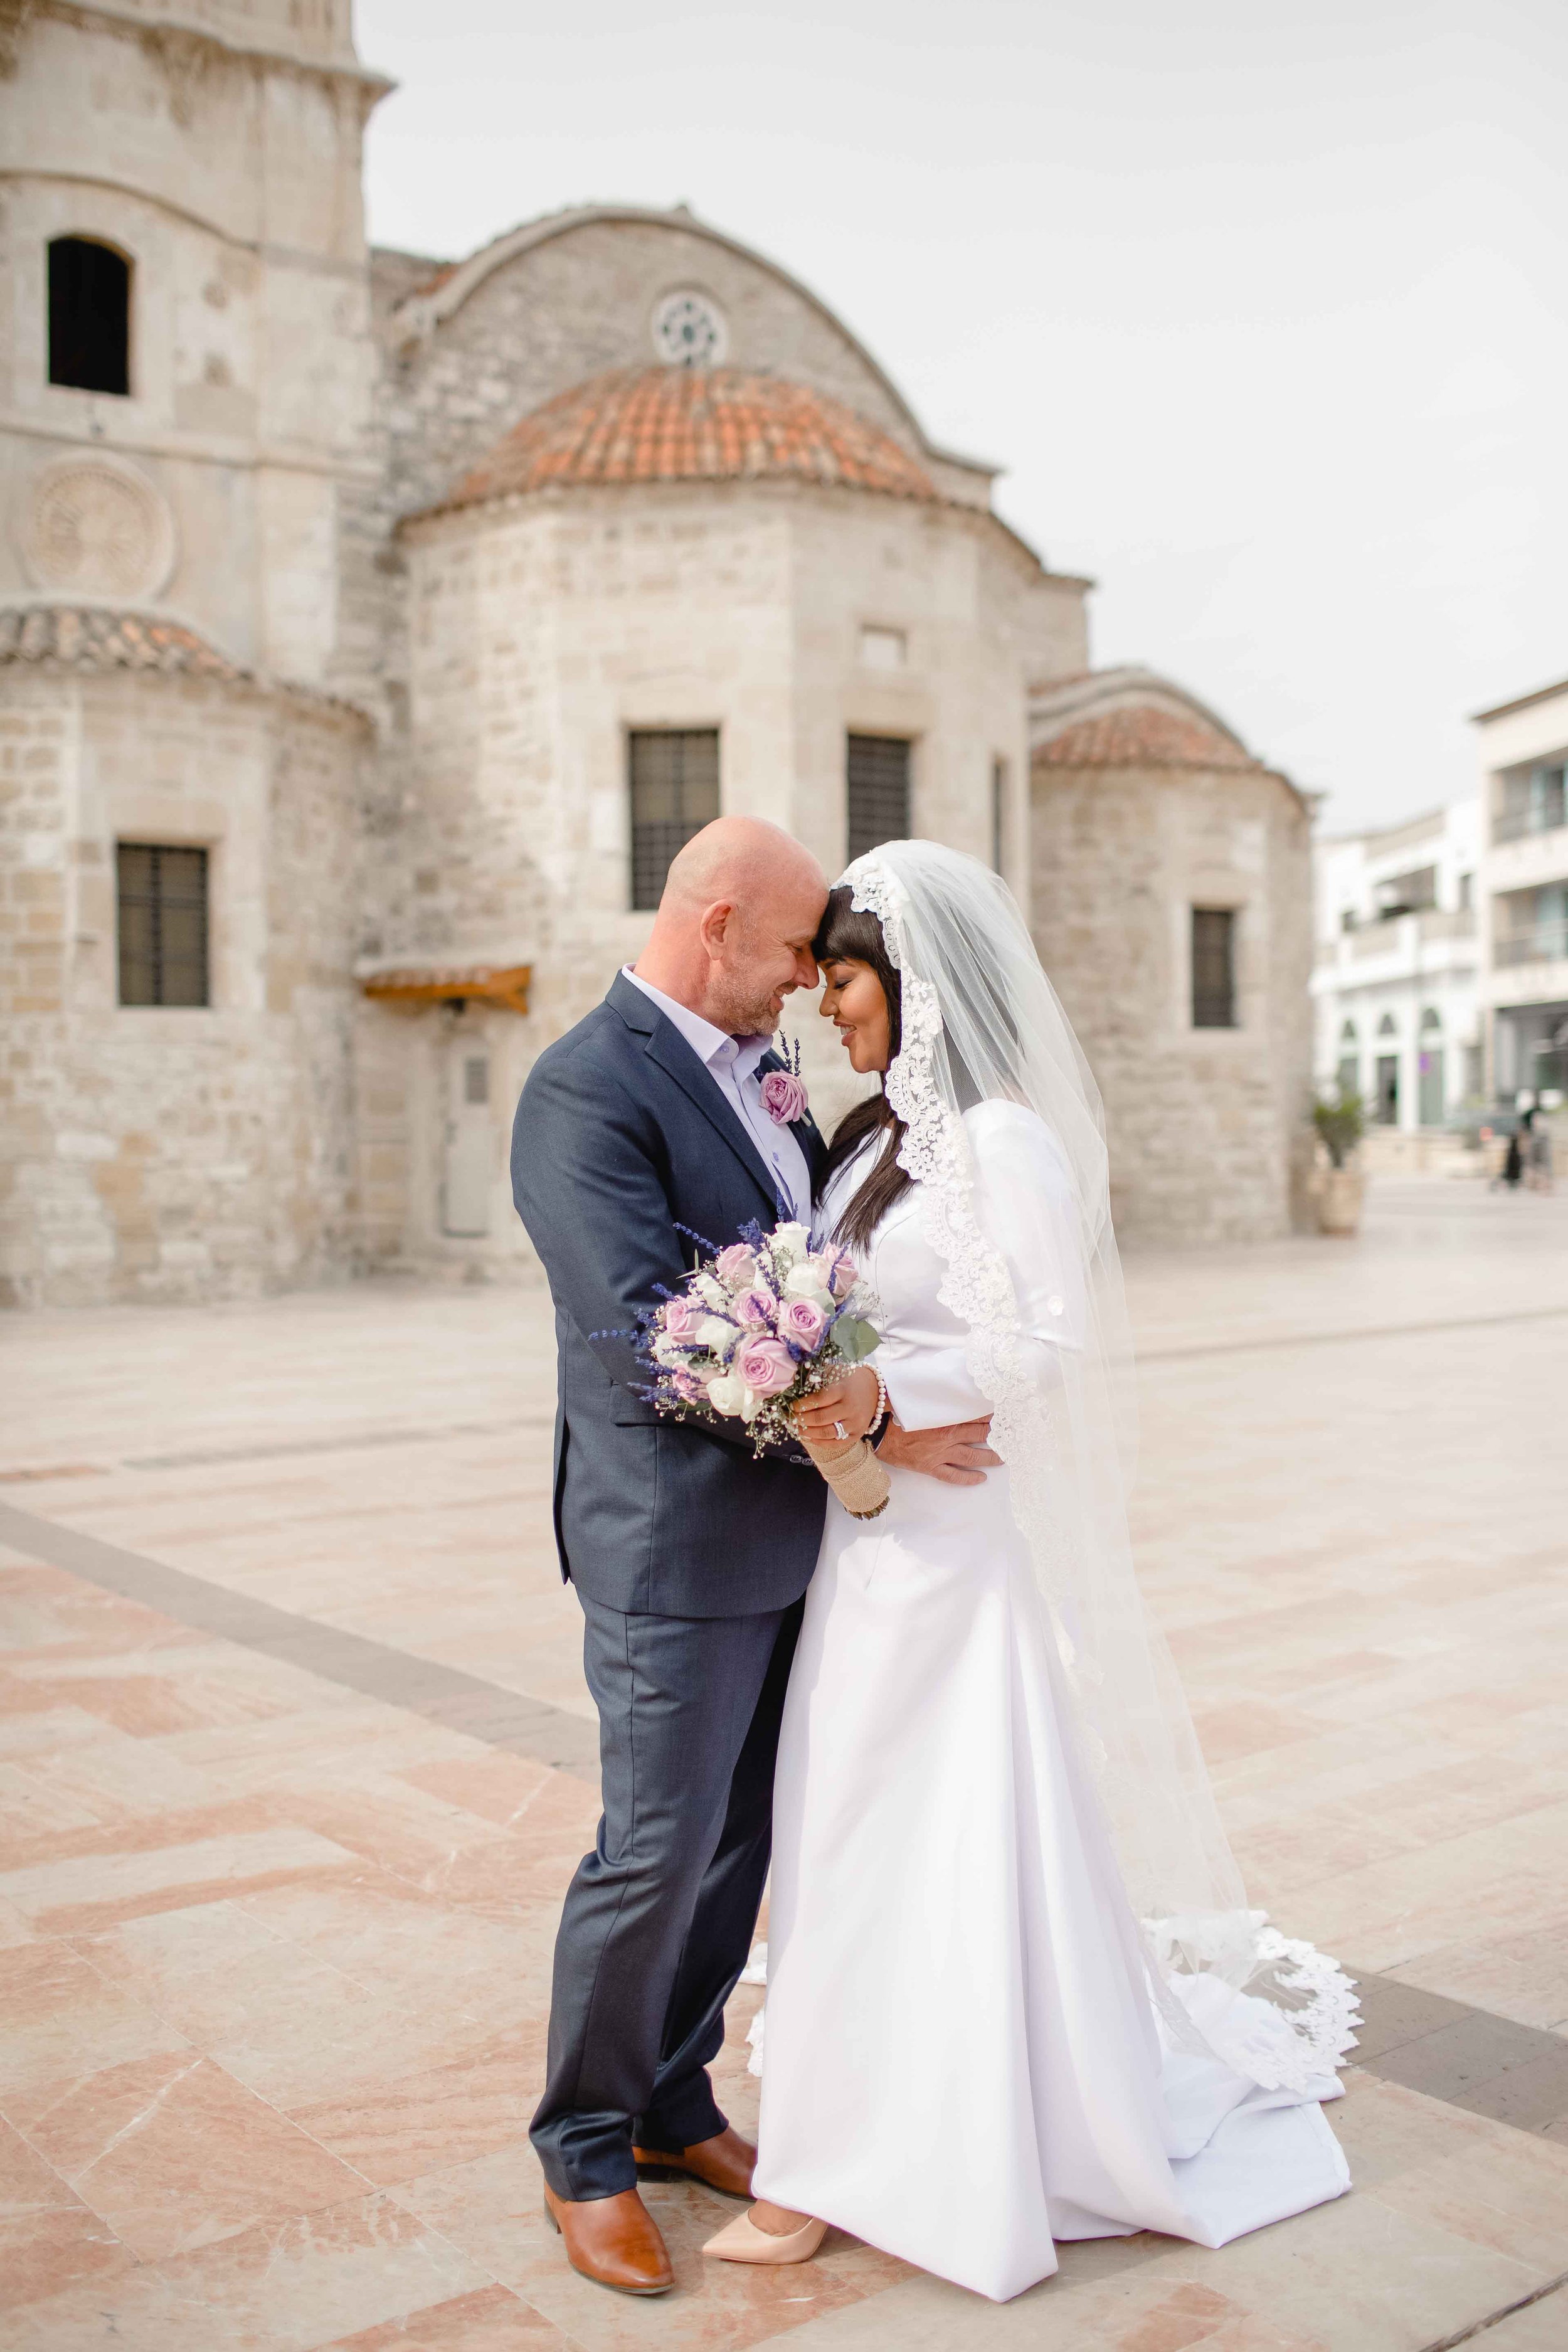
[20,454,177,601]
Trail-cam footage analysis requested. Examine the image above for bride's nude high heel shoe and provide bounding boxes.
[702,2206,827,2264]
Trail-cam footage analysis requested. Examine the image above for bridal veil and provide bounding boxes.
[842,839,1358,2093]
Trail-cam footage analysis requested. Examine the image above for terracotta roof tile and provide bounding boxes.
[1033,703,1255,771]
[0,605,246,681]
[436,368,937,513]
[0,605,371,728]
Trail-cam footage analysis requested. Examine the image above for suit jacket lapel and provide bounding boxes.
[608,975,787,1214]
[645,1027,792,1214]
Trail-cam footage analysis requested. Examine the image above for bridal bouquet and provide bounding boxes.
[638,1220,891,1519]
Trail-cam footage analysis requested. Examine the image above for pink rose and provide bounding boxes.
[736,1337,796,1396]
[827,1251,858,1301]
[780,1296,827,1350]
[760,1069,809,1126]
[670,1368,707,1403]
[663,1297,702,1342]
[734,1285,778,1330]
[714,1243,758,1288]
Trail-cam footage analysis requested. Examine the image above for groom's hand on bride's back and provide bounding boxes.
[876,1416,1000,1486]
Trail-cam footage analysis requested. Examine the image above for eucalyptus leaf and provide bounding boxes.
[834,1316,881,1364]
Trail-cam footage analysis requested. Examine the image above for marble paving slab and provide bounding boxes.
[1,1173,1565,2347]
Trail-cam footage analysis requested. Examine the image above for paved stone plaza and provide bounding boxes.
[1,1175,1566,2349]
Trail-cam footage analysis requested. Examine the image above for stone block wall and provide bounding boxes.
[1031,756,1314,1244]
[0,668,366,1306]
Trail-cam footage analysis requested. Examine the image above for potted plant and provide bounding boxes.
[1313,1090,1365,1236]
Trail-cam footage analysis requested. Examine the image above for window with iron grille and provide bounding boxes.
[846,734,910,864]
[49,237,131,396]
[117,845,209,1006]
[628,729,720,911]
[1190,906,1237,1029]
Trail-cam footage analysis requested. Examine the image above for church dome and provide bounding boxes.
[1033,701,1256,771]
[1030,667,1259,772]
[433,368,938,514]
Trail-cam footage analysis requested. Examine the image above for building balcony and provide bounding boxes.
[1495,922,1568,968]
[1311,908,1476,992]
[1414,907,1475,943]
[1485,827,1568,894]
[1485,950,1568,1012]
[1493,800,1565,848]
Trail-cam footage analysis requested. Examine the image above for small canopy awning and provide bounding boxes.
[358,962,531,1014]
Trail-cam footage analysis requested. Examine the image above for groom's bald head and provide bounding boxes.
[662,817,820,916]
[635,817,828,1036]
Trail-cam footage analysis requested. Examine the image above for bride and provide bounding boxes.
[702,840,1357,2305]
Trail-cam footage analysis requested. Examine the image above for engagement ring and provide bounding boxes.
[832,1420,848,1441]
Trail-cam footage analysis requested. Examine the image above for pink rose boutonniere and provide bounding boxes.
[759,1037,809,1128]
[760,1069,808,1126]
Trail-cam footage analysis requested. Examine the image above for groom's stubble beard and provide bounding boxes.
[706,923,793,1039]
[707,970,788,1039]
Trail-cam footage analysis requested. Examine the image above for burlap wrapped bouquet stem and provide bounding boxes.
[798,1428,890,1519]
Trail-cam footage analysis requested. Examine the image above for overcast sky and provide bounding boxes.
[358,0,1565,834]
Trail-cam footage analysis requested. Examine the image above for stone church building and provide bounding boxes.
[0,1,1313,1307]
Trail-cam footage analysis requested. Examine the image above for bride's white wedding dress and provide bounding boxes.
[751,1101,1352,2304]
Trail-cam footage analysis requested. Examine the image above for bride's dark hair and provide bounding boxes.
[812,887,913,1253]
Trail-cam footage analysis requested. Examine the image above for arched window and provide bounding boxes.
[1377,1012,1397,1036]
[48,237,130,396]
[1421,1006,1442,1031]
[1335,1019,1359,1098]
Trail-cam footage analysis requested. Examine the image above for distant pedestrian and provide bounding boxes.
[1527,1111,1554,1194]
[1493,1126,1524,1191]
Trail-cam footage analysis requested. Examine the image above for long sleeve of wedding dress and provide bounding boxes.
[872,1101,1086,1431]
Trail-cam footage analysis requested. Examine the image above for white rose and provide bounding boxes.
[697,1316,737,1359]
[694,1273,729,1308]
[706,1372,746,1417]
[651,1333,689,1366]
[783,1264,834,1308]
[770,1223,810,1266]
[739,1384,765,1422]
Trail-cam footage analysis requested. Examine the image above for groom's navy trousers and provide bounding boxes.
[512,973,827,2201]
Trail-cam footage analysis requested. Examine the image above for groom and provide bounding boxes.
[512,816,997,2295]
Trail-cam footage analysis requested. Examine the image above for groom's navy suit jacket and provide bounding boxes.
[511,972,829,1619]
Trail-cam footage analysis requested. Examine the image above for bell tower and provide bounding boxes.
[0,0,391,684]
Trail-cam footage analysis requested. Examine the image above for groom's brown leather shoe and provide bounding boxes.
[633,2125,756,2198]
[542,2184,674,2295]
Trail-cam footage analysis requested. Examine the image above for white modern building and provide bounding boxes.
[1311,802,1481,1128]
[1473,676,1568,1107]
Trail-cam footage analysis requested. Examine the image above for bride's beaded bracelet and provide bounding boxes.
[866,1369,891,1444]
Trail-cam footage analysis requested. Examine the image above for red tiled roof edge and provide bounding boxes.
[0,605,249,680]
[0,605,371,724]
[430,368,940,516]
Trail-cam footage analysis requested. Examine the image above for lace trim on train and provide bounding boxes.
[1150,1919,1363,2093]
[741,1932,1359,2094]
